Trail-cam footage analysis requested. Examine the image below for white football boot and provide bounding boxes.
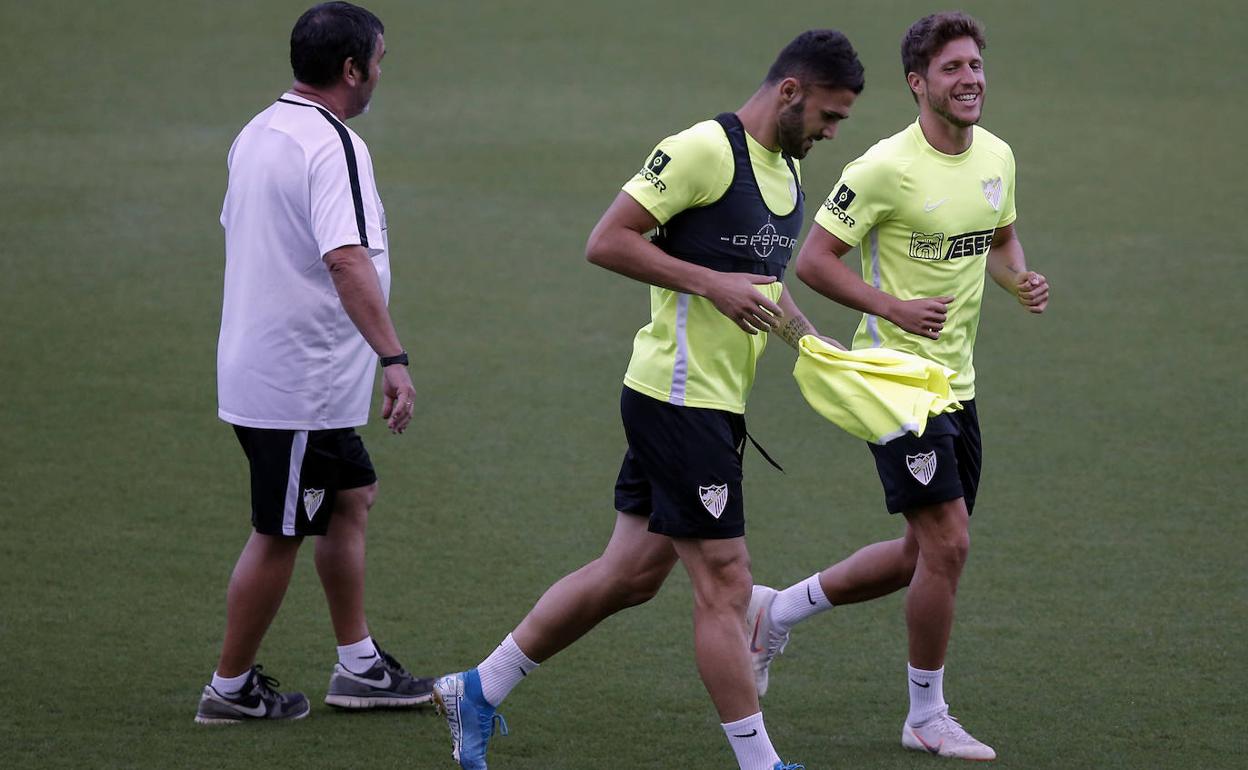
[745,585,789,697]
[901,710,996,761]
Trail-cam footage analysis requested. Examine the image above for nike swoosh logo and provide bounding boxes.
[915,733,943,755]
[732,729,758,738]
[222,696,267,717]
[518,666,527,677]
[341,668,392,688]
[749,612,766,654]
[806,585,816,605]
[924,198,947,212]
[910,679,931,688]
[360,652,378,659]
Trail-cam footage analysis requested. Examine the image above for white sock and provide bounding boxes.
[211,669,251,695]
[476,633,539,707]
[722,712,782,770]
[906,663,948,726]
[337,635,380,674]
[770,573,833,633]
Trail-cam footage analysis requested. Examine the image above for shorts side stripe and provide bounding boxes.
[282,431,309,536]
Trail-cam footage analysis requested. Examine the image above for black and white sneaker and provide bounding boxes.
[194,666,310,725]
[325,647,434,709]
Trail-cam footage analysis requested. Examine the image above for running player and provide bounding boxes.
[747,12,1049,761]
[433,30,863,770]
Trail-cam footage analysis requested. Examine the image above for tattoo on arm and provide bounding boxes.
[775,313,816,349]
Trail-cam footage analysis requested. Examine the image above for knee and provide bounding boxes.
[616,563,669,608]
[335,483,377,524]
[693,554,753,615]
[922,530,970,576]
[593,551,672,608]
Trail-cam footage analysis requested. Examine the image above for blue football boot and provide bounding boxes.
[433,669,508,769]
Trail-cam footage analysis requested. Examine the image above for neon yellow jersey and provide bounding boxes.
[620,119,801,413]
[813,121,1017,399]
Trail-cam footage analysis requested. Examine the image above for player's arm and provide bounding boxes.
[585,193,782,334]
[770,286,845,350]
[324,245,415,433]
[987,223,1048,314]
[795,225,952,340]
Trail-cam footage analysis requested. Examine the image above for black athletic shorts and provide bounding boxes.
[868,399,981,515]
[613,386,747,539]
[233,425,377,537]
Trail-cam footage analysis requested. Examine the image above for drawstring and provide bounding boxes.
[745,430,784,473]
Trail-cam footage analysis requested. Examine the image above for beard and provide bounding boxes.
[928,91,980,129]
[350,74,377,118]
[776,98,812,158]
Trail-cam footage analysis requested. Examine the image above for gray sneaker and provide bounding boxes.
[194,666,310,725]
[325,647,434,709]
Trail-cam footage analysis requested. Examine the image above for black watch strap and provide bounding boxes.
[380,351,409,367]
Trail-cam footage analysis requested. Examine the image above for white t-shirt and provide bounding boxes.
[217,92,389,430]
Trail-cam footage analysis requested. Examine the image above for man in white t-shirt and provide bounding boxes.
[196,2,432,724]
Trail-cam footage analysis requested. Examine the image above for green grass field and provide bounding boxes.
[2,1,1245,767]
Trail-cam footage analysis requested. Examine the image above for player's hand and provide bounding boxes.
[887,296,954,340]
[380,364,417,434]
[1016,271,1048,314]
[703,273,782,334]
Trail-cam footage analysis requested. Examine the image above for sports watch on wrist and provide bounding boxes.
[379,351,409,367]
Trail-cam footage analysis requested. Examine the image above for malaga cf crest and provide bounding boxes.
[699,484,729,519]
[905,453,937,486]
[303,488,325,520]
[982,177,1003,211]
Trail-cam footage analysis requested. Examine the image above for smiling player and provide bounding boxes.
[747,12,1050,761]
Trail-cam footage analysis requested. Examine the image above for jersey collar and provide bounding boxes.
[278,91,347,126]
[909,119,975,165]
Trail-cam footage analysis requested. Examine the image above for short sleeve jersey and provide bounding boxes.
[217,92,390,430]
[620,119,801,414]
[813,121,1017,399]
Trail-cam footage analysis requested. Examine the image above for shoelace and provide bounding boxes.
[762,626,789,662]
[249,666,281,692]
[926,711,975,742]
[490,713,509,738]
[376,647,410,677]
[247,665,283,703]
[775,763,804,770]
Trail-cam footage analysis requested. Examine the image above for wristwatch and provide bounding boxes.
[379,351,409,367]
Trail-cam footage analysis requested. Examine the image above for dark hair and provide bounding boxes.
[764,29,865,94]
[901,12,986,84]
[290,2,384,87]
